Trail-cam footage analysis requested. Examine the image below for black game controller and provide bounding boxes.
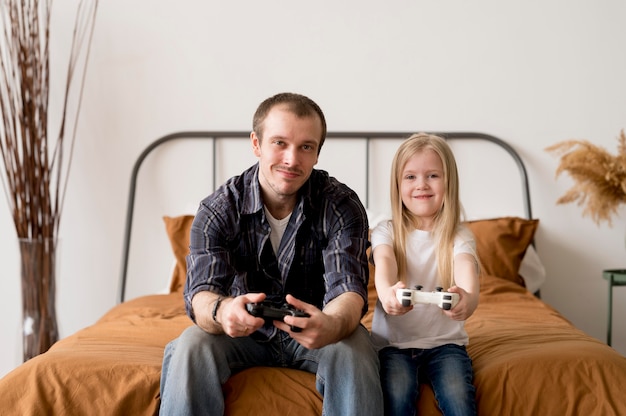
[246,301,310,332]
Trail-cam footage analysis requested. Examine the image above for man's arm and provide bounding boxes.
[321,291,364,339]
[191,291,225,334]
[185,196,241,324]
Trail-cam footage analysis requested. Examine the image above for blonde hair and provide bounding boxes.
[389,133,462,289]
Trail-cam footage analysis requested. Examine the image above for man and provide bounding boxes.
[159,92,383,415]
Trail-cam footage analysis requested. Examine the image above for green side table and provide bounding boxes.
[603,269,626,346]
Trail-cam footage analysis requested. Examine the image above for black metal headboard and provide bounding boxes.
[118,131,531,303]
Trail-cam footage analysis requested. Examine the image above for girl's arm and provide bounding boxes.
[373,244,412,315]
[446,252,480,321]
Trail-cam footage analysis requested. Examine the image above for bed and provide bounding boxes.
[1,131,626,415]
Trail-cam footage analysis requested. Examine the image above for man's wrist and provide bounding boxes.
[212,296,224,324]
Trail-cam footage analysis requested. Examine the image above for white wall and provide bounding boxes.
[2,0,626,377]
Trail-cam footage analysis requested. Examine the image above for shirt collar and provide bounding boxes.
[241,163,314,217]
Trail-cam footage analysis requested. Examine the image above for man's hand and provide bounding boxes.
[274,292,363,349]
[192,291,266,337]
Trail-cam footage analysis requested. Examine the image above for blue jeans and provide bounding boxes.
[380,344,476,416]
[159,324,383,416]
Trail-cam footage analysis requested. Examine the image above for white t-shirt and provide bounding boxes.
[370,220,476,350]
[264,207,292,255]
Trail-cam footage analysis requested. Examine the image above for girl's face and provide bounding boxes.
[400,148,445,231]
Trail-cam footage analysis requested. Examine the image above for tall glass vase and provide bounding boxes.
[18,238,59,361]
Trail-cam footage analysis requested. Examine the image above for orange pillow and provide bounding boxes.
[464,217,539,286]
[163,215,195,293]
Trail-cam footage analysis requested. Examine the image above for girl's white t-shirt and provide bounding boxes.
[370,220,477,350]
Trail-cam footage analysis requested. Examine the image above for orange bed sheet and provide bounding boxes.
[1,274,626,415]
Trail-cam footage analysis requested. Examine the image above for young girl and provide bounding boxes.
[370,133,480,416]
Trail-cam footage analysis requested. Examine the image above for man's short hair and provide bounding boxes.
[252,92,327,152]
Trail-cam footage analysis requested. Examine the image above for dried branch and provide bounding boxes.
[0,0,99,241]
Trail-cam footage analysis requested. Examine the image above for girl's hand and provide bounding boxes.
[444,286,478,321]
[381,281,413,316]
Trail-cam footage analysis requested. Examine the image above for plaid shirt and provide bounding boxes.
[184,163,370,340]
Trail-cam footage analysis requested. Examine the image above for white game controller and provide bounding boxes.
[396,286,460,310]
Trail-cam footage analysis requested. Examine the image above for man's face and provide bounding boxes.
[251,104,322,204]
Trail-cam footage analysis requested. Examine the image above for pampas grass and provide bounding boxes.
[546,130,626,226]
[0,0,98,360]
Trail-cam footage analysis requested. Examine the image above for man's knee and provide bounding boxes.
[327,326,378,364]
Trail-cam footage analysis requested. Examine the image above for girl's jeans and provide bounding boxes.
[380,344,476,416]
